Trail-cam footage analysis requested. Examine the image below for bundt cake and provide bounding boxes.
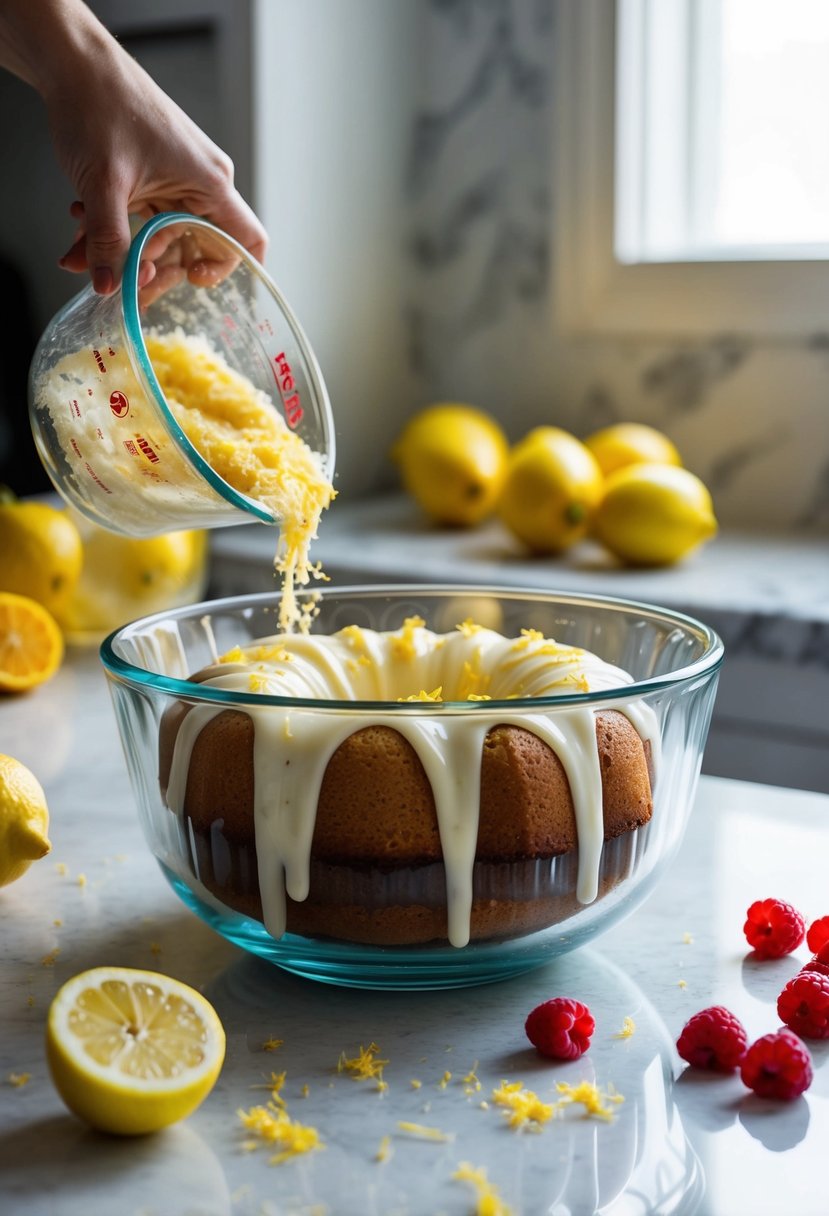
[158,617,659,947]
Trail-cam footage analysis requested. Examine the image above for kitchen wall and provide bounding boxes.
[255,0,829,532]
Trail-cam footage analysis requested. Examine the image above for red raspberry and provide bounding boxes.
[777,970,829,1039]
[740,1030,813,1100]
[800,960,829,978]
[676,1006,748,1072]
[743,898,805,958]
[525,997,594,1060]
[807,918,829,954]
[814,941,829,966]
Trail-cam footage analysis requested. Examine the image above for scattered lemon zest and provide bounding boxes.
[26,995,35,1008]
[55,862,68,876]
[390,616,426,661]
[682,931,694,944]
[40,948,59,967]
[491,1081,555,1130]
[396,1121,455,1143]
[554,1079,624,1121]
[375,1134,393,1163]
[220,646,244,664]
[76,873,87,888]
[237,1101,323,1165]
[410,1079,422,1090]
[338,1042,388,1089]
[479,1100,489,1111]
[53,919,62,928]
[467,693,492,701]
[438,1070,452,1090]
[248,672,270,693]
[456,619,484,638]
[453,1161,513,1216]
[8,1072,31,1088]
[262,1037,284,1053]
[300,1083,310,1098]
[613,1016,636,1040]
[399,686,443,703]
[678,979,688,989]
[462,1063,482,1095]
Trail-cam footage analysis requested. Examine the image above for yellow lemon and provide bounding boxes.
[0,496,83,617]
[0,753,51,886]
[0,592,64,693]
[593,463,718,566]
[46,966,226,1136]
[498,427,604,553]
[392,403,509,526]
[58,521,209,638]
[584,422,682,478]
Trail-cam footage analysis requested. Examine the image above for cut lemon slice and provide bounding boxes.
[0,591,64,693]
[46,967,226,1135]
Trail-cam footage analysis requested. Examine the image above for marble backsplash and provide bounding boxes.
[404,0,829,532]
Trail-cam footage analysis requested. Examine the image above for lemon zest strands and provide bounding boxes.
[613,1016,636,1040]
[555,1080,625,1121]
[337,1042,389,1090]
[453,1162,513,1216]
[491,1081,555,1130]
[396,1121,455,1143]
[237,1101,323,1165]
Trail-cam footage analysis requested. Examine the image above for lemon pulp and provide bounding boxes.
[47,967,226,1135]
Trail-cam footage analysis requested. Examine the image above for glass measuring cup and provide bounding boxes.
[28,213,335,537]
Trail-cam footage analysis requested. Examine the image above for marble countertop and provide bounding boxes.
[2,645,829,1216]
[209,493,829,625]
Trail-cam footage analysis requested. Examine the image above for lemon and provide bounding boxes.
[58,521,209,638]
[584,422,682,478]
[46,966,226,1136]
[0,754,51,886]
[498,427,604,554]
[392,403,509,526]
[593,463,718,566]
[0,592,64,693]
[0,495,83,617]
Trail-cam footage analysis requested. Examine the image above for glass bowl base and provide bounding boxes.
[160,863,655,990]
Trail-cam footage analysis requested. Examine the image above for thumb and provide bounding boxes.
[81,181,132,294]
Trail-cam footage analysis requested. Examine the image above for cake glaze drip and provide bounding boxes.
[164,620,660,947]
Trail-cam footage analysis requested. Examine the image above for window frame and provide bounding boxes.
[552,0,829,338]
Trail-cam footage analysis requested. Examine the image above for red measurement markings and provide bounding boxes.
[273,352,303,428]
[259,318,274,337]
[123,440,138,457]
[135,435,160,464]
[109,390,129,418]
[69,399,81,418]
[70,437,82,459]
[92,348,107,374]
[84,462,112,493]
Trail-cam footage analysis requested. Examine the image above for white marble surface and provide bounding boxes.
[209,494,829,623]
[2,646,829,1216]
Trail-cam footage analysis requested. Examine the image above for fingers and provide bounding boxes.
[78,179,133,294]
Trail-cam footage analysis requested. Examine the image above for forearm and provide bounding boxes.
[0,0,114,98]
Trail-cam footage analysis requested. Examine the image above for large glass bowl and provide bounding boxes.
[101,586,723,989]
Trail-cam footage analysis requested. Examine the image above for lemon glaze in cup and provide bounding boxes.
[101,586,723,990]
[28,213,335,538]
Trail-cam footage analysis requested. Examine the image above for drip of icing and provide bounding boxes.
[164,623,660,947]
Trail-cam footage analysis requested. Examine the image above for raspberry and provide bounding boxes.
[743,898,805,958]
[525,997,594,1060]
[676,1006,748,1072]
[800,960,829,978]
[740,1030,813,1100]
[814,941,829,966]
[777,970,829,1039]
[807,917,829,954]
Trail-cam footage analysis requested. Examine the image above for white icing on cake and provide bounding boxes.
[165,619,660,947]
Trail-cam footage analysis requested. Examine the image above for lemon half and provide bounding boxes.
[46,967,226,1135]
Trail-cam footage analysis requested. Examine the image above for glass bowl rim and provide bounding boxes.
[99,584,724,711]
[121,212,336,524]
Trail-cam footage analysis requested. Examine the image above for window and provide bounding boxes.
[554,0,829,335]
